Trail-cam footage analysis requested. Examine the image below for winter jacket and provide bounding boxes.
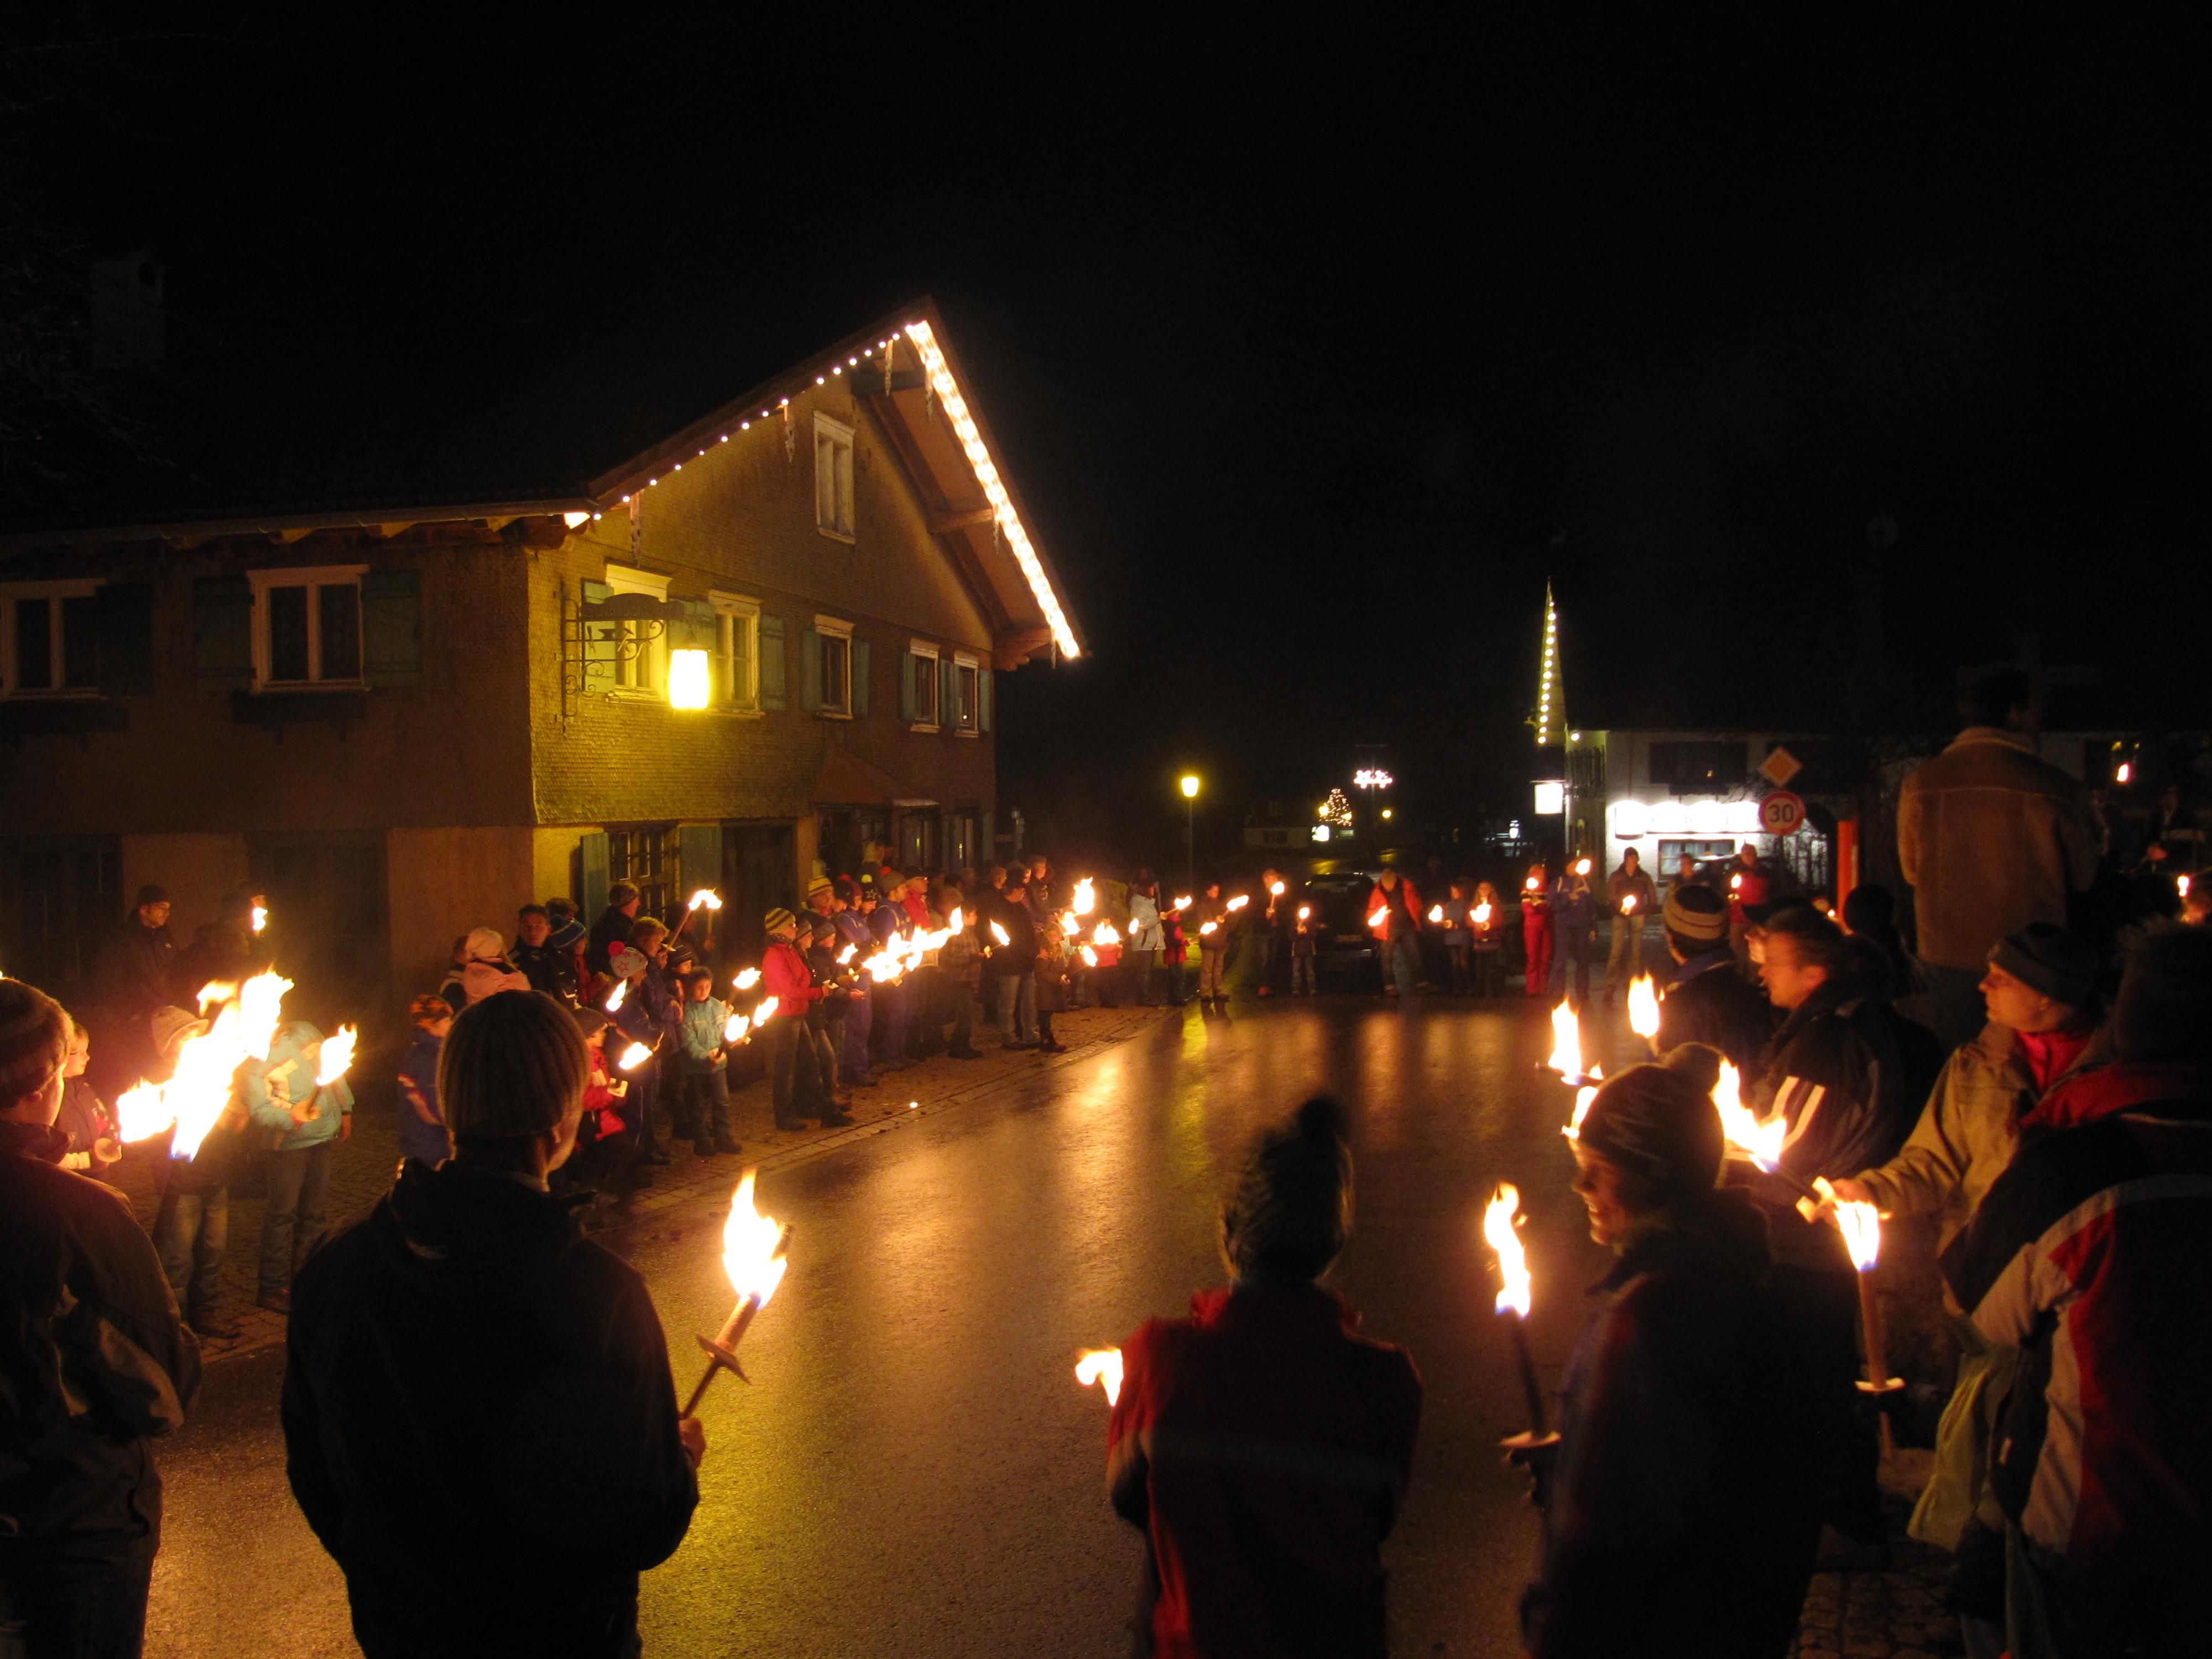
[1898,727,2102,971]
[1655,948,1775,1075]
[1366,876,1421,941]
[585,904,635,978]
[761,940,823,1011]
[1034,930,1070,1014]
[1550,875,1595,934]
[1853,1020,2101,1253]
[1943,1083,2212,1583]
[1128,891,1165,952]
[1605,866,1657,918]
[679,998,730,1069]
[1,1118,201,1543]
[1745,978,1938,1271]
[283,1159,697,1657]
[244,1022,356,1152]
[1107,1282,1422,1659]
[173,922,257,1006]
[1468,894,1505,951]
[100,919,176,1017]
[509,941,578,1002]
[55,1077,118,1181]
[1523,1189,1820,1659]
[395,1029,451,1167]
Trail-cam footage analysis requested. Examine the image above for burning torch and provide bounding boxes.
[1484,1185,1559,1463]
[681,1171,793,1417]
[671,888,723,943]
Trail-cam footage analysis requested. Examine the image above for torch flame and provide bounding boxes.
[1427,905,1444,923]
[237,971,292,1062]
[315,1026,357,1088]
[1833,1191,1882,1271]
[1367,907,1389,931]
[617,1041,653,1071]
[990,921,1011,947]
[687,889,715,911]
[604,979,628,1013]
[251,904,268,935]
[1269,881,1286,897]
[1484,1184,1532,1317]
[1061,914,1081,936]
[1081,945,1099,967]
[1574,858,1590,877]
[196,980,237,1015]
[1225,895,1250,912]
[1545,999,1583,1078]
[948,906,964,934]
[1075,1347,1124,1406]
[1626,974,1661,1040]
[169,1001,248,1161]
[1473,901,1494,925]
[1171,895,1193,912]
[1072,878,1096,916]
[1713,1061,1785,1170]
[1297,905,1311,921]
[1093,921,1121,948]
[733,967,761,992]
[1730,872,1744,892]
[1197,921,1217,937]
[1563,1063,1604,1140]
[836,945,858,965]
[1622,894,1637,912]
[721,1170,790,1308]
[753,997,779,1028]
[1525,875,1541,893]
[114,1079,176,1144]
[724,1012,747,1043]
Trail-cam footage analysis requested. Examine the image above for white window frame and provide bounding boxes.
[603,563,670,699]
[952,650,981,737]
[0,580,103,698]
[249,564,367,691]
[815,613,853,719]
[909,638,940,732]
[709,590,761,712]
[813,412,855,542]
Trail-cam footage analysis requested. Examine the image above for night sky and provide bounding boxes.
[14,9,2210,863]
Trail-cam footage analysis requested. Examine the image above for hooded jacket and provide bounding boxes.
[283,1160,697,1657]
[243,1022,356,1152]
[1,1118,201,1543]
[1655,947,1775,1074]
[1897,728,2103,971]
[1107,1281,1421,1659]
[1522,1188,1819,1659]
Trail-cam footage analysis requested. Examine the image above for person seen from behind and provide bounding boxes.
[1653,883,1775,1074]
[1524,1052,1820,1658]
[1105,1096,1421,1658]
[282,990,702,1659]
[0,977,202,1659]
[396,995,453,1171]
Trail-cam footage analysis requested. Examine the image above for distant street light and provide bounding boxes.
[1180,775,1201,888]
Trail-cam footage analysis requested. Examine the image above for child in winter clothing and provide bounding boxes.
[1443,881,1475,996]
[1196,883,1232,1011]
[243,1019,354,1312]
[56,1017,121,1183]
[1470,881,1505,999]
[1034,922,1071,1054]
[395,995,453,1170]
[1291,902,1318,996]
[676,970,739,1157]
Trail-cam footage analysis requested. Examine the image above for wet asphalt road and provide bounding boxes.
[143,992,1639,1658]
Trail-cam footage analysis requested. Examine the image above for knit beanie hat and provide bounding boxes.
[1663,884,1729,945]
[608,943,649,980]
[2110,924,2212,1063]
[1220,1097,1354,1283]
[1577,1063,1725,1198]
[150,1005,209,1060]
[0,978,68,1107]
[764,907,797,936]
[134,884,169,908]
[806,875,833,900]
[440,989,589,1140]
[1987,923,2099,1011]
[879,869,907,893]
[463,926,508,962]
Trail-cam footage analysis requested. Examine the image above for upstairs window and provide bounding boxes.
[953,654,979,732]
[814,413,855,540]
[251,566,366,689]
[815,615,852,717]
[602,564,670,697]
[1,583,102,695]
[710,591,760,710]
[907,640,940,730]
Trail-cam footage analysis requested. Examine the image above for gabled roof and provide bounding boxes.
[0,299,1082,665]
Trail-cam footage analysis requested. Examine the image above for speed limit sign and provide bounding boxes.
[1759,791,1806,836]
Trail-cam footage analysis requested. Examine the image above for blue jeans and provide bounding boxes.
[996,972,1036,1044]
[681,1066,731,1142]
[1548,926,1592,1005]
[1381,934,1418,997]
[153,1181,227,1321]
[262,1141,333,1298]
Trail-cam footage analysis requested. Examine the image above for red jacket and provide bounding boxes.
[1106,1284,1422,1659]
[1366,877,1421,941]
[760,941,822,1011]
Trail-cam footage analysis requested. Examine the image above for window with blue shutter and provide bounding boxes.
[979,666,993,733]
[361,567,423,687]
[799,628,822,713]
[759,615,786,709]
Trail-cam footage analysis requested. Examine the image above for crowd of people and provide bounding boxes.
[4,666,2207,1657]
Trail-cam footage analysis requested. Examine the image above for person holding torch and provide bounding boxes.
[1101,1097,1421,1659]
[1526,1054,1820,1659]
[283,990,702,1659]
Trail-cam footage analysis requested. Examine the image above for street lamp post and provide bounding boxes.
[1180,774,1201,890]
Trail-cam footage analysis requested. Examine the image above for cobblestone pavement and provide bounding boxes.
[1796,1456,1962,1659]
[111,1000,1171,1363]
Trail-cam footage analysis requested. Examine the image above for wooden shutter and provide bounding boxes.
[941,658,957,728]
[800,629,821,713]
[93,582,155,695]
[759,615,786,709]
[979,666,994,733]
[899,650,917,722]
[672,598,716,651]
[361,567,424,687]
[679,824,723,901]
[853,639,871,718]
[191,575,253,687]
[578,831,611,922]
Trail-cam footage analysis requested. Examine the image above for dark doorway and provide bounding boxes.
[247,832,390,1030]
[721,821,796,957]
[0,835,122,1003]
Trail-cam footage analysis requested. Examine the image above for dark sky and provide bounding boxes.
[18,8,2212,858]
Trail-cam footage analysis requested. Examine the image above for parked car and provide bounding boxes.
[1301,872,1382,988]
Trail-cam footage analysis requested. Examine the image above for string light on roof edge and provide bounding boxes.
[1535,582,1563,746]
[902,319,1081,659]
